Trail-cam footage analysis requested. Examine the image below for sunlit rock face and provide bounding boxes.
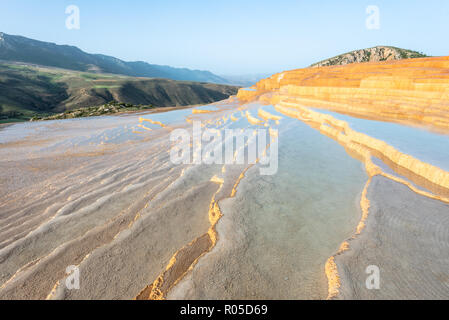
[238,56,449,133]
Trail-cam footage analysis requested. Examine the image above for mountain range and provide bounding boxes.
[0,32,230,84]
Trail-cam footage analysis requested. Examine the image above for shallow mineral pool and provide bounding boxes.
[314,108,449,172]
[169,104,367,299]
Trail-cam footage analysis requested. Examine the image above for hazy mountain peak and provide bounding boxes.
[311,46,428,67]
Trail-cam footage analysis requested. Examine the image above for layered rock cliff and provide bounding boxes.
[237,56,449,133]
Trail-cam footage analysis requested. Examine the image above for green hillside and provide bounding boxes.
[0,63,238,123]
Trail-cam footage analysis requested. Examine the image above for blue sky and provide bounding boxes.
[1,0,448,75]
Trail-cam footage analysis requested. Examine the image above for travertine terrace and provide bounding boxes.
[0,57,448,301]
[238,56,449,133]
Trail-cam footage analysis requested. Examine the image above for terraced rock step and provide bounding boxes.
[238,56,449,133]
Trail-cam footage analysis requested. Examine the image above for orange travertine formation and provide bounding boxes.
[258,108,282,121]
[245,110,264,125]
[139,117,167,128]
[324,257,340,299]
[237,56,449,133]
[237,88,259,102]
[192,109,214,114]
